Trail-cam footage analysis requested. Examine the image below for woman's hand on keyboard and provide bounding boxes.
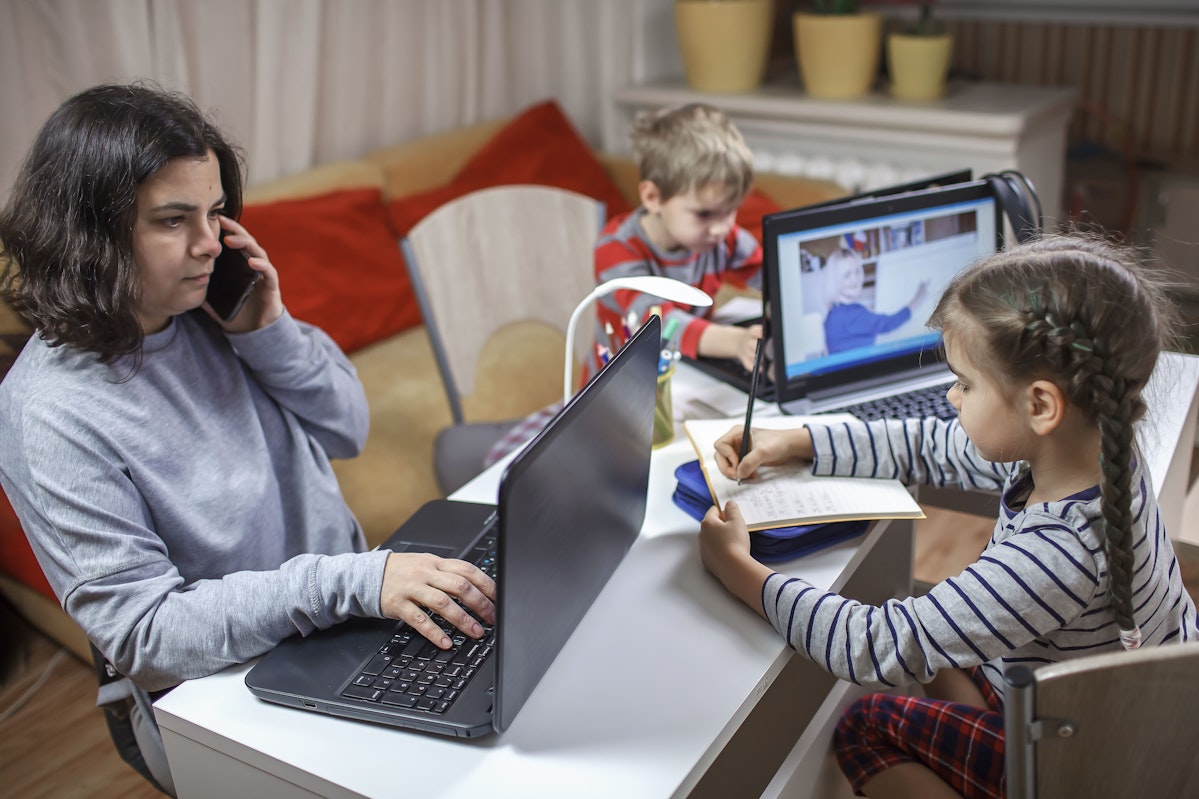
[379,553,497,649]
[713,425,814,482]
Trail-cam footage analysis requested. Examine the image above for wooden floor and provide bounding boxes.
[1,507,1196,798]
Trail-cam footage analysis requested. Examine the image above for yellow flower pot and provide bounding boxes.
[675,0,774,93]
[792,12,882,100]
[887,32,953,101]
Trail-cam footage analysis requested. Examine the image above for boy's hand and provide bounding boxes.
[713,424,813,482]
[697,323,764,373]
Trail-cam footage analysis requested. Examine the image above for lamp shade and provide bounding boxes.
[564,276,714,404]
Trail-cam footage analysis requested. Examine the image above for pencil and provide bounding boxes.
[738,337,765,485]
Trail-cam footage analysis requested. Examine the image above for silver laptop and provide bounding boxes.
[244,316,659,737]
[762,181,1002,418]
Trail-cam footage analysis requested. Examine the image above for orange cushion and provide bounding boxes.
[388,100,633,236]
[0,488,56,602]
[241,188,422,354]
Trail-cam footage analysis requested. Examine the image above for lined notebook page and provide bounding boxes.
[683,416,925,531]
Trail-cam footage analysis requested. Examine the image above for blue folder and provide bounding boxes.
[672,460,869,563]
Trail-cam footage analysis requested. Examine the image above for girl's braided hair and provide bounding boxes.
[928,233,1179,650]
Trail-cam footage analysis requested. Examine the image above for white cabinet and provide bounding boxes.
[610,80,1077,223]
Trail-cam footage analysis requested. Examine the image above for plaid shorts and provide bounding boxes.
[834,667,1006,799]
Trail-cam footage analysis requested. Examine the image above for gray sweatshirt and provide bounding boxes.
[0,310,388,691]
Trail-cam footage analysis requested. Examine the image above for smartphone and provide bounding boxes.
[207,234,261,322]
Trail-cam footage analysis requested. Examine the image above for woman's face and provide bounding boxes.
[131,152,225,333]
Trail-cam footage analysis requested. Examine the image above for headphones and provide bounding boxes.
[983,169,1043,245]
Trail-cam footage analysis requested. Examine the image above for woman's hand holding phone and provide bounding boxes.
[206,216,283,332]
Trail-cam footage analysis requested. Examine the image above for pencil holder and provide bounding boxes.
[653,365,676,448]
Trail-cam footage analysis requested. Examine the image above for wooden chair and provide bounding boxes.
[1004,641,1199,799]
[400,185,604,494]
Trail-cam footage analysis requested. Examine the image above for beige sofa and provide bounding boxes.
[0,105,847,662]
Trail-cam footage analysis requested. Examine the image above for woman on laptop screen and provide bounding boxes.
[698,233,1196,798]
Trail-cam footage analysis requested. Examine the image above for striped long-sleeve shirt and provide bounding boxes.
[591,209,761,371]
[762,417,1198,704]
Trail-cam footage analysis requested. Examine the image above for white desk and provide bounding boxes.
[153,353,1199,799]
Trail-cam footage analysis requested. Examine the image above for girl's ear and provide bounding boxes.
[1027,379,1066,436]
[639,180,663,212]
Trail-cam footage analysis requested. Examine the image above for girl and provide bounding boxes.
[699,234,1198,798]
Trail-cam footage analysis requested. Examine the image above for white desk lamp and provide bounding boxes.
[563,275,713,404]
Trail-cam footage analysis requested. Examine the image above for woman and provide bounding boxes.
[0,82,494,794]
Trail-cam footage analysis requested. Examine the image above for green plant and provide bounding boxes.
[810,0,859,13]
[904,3,945,36]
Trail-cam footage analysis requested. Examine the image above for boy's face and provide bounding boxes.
[640,181,740,253]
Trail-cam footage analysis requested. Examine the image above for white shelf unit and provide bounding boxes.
[610,81,1078,224]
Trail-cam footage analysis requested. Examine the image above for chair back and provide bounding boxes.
[1004,641,1199,799]
[401,184,604,424]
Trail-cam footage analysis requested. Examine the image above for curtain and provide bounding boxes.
[0,0,640,197]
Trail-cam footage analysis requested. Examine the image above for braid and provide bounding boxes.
[931,233,1180,650]
[1022,300,1143,649]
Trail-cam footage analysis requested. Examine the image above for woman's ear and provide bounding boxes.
[1027,379,1066,436]
[639,180,662,212]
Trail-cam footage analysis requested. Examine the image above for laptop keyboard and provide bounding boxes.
[340,535,498,713]
[836,382,958,421]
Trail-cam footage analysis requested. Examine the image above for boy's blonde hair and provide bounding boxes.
[629,103,754,204]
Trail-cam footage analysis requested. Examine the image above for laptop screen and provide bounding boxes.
[493,314,658,733]
[763,181,1001,405]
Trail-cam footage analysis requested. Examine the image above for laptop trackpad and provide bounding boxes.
[389,542,459,558]
[377,499,498,559]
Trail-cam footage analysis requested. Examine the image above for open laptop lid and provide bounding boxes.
[767,168,974,219]
[680,169,975,399]
[762,180,1001,410]
[492,313,658,733]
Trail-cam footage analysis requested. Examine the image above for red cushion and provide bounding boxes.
[388,100,633,236]
[736,187,783,247]
[241,188,422,354]
[0,488,56,602]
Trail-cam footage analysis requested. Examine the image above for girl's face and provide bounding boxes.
[642,181,739,253]
[131,152,225,333]
[943,326,1033,463]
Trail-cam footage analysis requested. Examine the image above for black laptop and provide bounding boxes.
[688,175,1001,421]
[685,169,977,406]
[762,179,1001,419]
[245,316,660,737]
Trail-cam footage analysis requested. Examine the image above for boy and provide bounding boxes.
[593,103,763,372]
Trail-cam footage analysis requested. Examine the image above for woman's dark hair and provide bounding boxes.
[0,82,244,362]
[929,233,1179,649]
